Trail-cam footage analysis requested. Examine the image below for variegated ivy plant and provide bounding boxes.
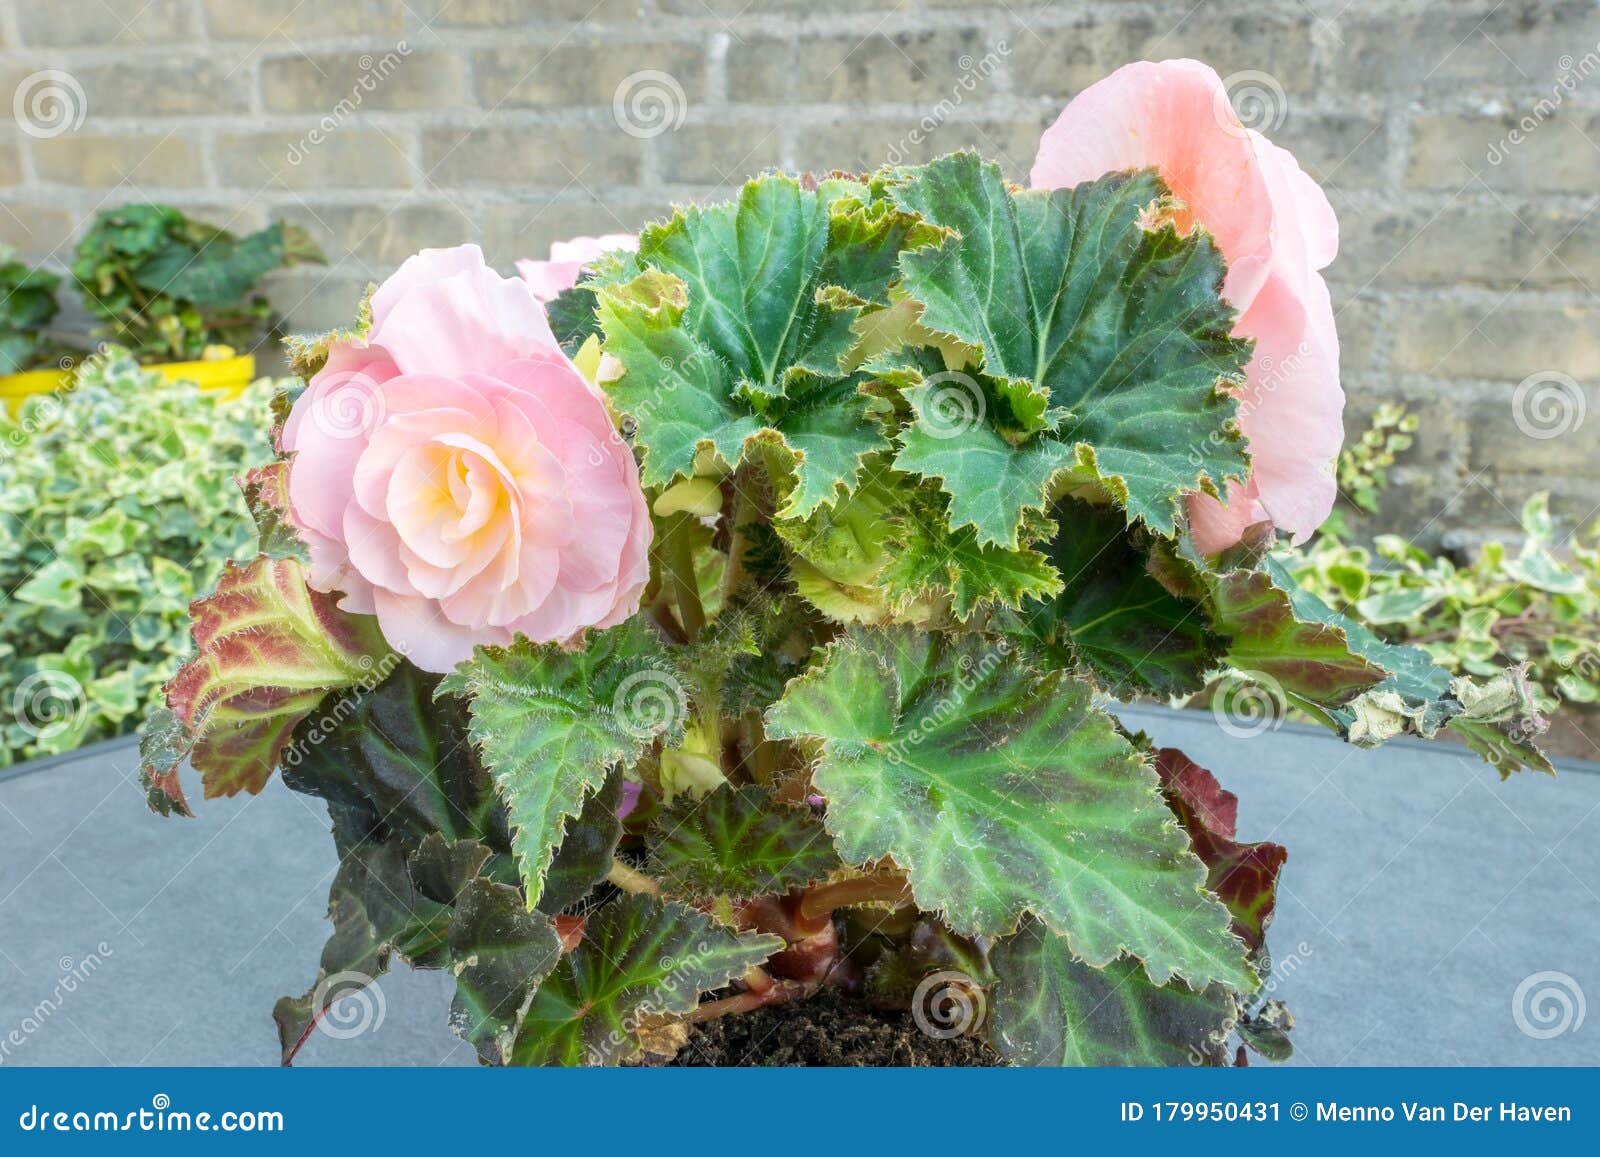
[140,136,1550,1066]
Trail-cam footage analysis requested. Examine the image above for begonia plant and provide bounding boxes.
[141,60,1549,1067]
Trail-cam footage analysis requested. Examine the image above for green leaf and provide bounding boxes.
[1445,666,1555,778]
[988,918,1236,1067]
[751,376,887,520]
[596,175,909,515]
[1208,556,1550,772]
[1230,554,1464,743]
[779,462,1061,623]
[700,595,820,717]
[893,379,1078,548]
[766,628,1255,990]
[546,282,601,355]
[279,664,506,852]
[273,839,453,1065]
[1356,588,1443,624]
[647,785,839,902]
[1204,556,1388,708]
[1262,555,1450,702]
[1019,499,1223,696]
[238,460,309,563]
[448,878,563,1064]
[887,155,1250,538]
[882,485,1063,621]
[509,894,782,1065]
[15,557,83,611]
[139,555,394,814]
[538,770,626,915]
[438,618,684,909]
[595,269,763,485]
[1236,999,1296,1062]
[134,221,304,307]
[407,833,493,906]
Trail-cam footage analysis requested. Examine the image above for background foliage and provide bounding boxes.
[0,248,69,376]
[1,352,278,764]
[1275,407,1600,742]
[71,204,323,363]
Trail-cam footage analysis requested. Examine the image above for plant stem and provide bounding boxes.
[685,991,770,1024]
[647,597,689,645]
[798,871,913,923]
[686,969,796,1024]
[664,514,706,638]
[720,470,757,604]
[606,859,660,896]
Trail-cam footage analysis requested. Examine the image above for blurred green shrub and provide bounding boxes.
[72,204,324,363]
[1,351,279,763]
[0,248,70,375]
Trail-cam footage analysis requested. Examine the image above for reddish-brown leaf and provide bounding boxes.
[1155,747,1287,955]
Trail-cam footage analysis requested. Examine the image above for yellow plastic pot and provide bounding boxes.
[0,367,72,417]
[149,352,257,399]
[0,351,257,416]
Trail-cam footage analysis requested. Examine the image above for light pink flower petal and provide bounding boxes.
[368,245,557,376]
[506,582,602,643]
[283,345,400,541]
[1031,59,1278,312]
[1251,134,1340,300]
[385,436,516,572]
[443,535,566,630]
[493,353,618,441]
[1233,276,1342,543]
[517,233,638,303]
[343,503,419,596]
[299,521,378,615]
[1032,58,1345,555]
[351,402,483,520]
[488,358,637,592]
[369,245,495,330]
[1187,480,1270,557]
[372,588,511,673]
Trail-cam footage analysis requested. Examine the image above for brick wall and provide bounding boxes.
[2,0,1598,541]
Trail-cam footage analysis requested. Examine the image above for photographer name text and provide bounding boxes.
[1120,1100,1573,1125]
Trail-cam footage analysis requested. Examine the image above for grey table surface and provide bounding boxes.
[2,705,1596,1068]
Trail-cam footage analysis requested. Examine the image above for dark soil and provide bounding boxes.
[670,988,1005,1067]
